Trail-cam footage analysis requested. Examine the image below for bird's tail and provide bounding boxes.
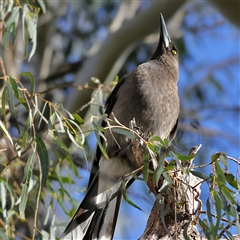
[60,180,123,240]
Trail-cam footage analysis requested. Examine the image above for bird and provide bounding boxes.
[61,13,180,240]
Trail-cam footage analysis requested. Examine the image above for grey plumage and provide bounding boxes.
[61,13,180,240]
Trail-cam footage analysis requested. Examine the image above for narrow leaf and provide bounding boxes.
[0,230,8,240]
[122,184,142,211]
[206,198,213,228]
[153,148,165,186]
[37,0,46,13]
[0,120,13,145]
[190,170,209,181]
[72,113,84,125]
[20,72,35,97]
[36,136,49,186]
[19,154,35,219]
[143,152,149,183]
[9,76,19,98]
[213,192,222,239]
[4,6,19,28]
[1,87,6,117]
[221,185,236,205]
[219,152,228,169]
[95,132,109,160]
[225,173,238,190]
[215,160,225,184]
[6,80,21,133]
[111,127,136,139]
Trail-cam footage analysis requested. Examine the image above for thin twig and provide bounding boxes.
[200,211,236,226]
[16,231,32,240]
[0,57,6,77]
[218,219,237,239]
[227,156,240,165]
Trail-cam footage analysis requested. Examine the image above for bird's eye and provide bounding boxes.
[171,49,177,55]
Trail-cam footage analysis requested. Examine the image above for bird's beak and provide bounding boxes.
[160,13,171,49]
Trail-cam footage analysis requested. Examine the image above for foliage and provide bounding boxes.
[0,0,45,61]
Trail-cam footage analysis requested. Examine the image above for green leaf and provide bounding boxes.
[1,86,6,117]
[215,160,225,184]
[211,152,220,163]
[175,153,195,161]
[23,4,38,61]
[122,184,142,211]
[72,113,84,125]
[0,229,8,240]
[90,88,103,116]
[183,221,191,240]
[20,72,35,97]
[199,218,211,239]
[36,136,49,186]
[213,192,222,239]
[19,184,29,220]
[92,119,105,133]
[147,142,157,153]
[4,6,19,28]
[20,154,35,219]
[9,76,19,98]
[171,151,185,172]
[225,173,238,190]
[54,165,71,199]
[206,198,213,230]
[221,185,236,205]
[162,172,172,184]
[24,23,28,57]
[37,0,46,13]
[0,120,13,145]
[153,148,165,186]
[0,181,7,218]
[95,132,109,160]
[6,80,21,133]
[149,136,165,146]
[235,213,240,238]
[23,154,35,184]
[111,127,136,139]
[143,152,149,183]
[219,152,228,169]
[190,171,209,181]
[3,26,10,49]
[165,159,175,171]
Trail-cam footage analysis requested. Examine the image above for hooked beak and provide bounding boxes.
[159,13,171,49]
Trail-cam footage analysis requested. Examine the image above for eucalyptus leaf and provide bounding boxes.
[20,72,35,97]
[19,154,35,219]
[4,6,19,28]
[213,192,221,239]
[6,80,21,133]
[36,136,49,186]
[111,127,136,139]
[0,120,13,145]
[37,0,46,13]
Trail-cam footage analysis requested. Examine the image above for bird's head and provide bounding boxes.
[150,13,178,63]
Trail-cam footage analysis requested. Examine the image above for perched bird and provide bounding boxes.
[61,13,180,240]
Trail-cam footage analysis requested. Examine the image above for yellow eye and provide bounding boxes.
[172,49,177,55]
